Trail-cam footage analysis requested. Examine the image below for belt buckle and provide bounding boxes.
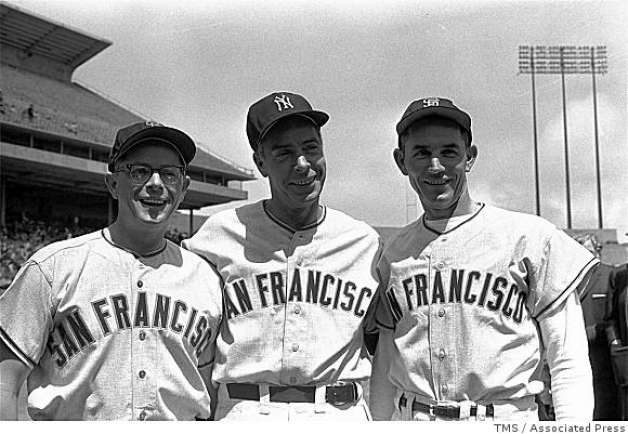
[327,385,346,405]
[327,383,355,405]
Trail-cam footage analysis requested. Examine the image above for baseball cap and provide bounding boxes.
[396,97,472,143]
[246,92,329,150]
[108,121,196,171]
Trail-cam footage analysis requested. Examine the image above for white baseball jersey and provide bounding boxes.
[375,204,598,404]
[183,200,381,387]
[0,229,223,420]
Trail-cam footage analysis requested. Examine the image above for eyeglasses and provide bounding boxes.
[114,163,185,185]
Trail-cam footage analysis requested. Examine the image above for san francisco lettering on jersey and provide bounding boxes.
[223,267,373,319]
[385,268,528,324]
[46,291,213,368]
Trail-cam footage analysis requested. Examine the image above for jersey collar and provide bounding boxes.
[262,200,327,233]
[421,202,485,235]
[100,228,168,258]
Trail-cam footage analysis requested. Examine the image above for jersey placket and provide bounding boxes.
[279,230,309,385]
[428,235,456,402]
[131,260,156,420]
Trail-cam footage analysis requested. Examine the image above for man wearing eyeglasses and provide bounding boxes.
[0,121,223,420]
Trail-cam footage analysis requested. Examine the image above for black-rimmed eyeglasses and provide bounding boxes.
[114,164,185,185]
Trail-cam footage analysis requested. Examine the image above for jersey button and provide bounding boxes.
[137,280,143,288]
[438,308,446,317]
[438,349,446,359]
[435,262,445,270]
[138,411,147,421]
[441,384,448,395]
[138,370,146,379]
[139,330,146,341]
[293,306,301,315]
[292,343,299,352]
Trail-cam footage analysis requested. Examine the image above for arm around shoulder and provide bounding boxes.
[368,328,397,421]
[0,339,32,420]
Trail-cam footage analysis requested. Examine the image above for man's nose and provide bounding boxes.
[294,155,310,173]
[145,171,165,189]
[428,157,445,172]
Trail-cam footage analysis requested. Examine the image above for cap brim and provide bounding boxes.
[258,110,329,145]
[396,106,470,136]
[117,126,196,164]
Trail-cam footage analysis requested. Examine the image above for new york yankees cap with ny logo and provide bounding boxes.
[108,121,197,172]
[246,92,329,150]
[396,97,472,144]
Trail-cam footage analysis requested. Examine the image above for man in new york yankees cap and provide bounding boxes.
[368,97,597,421]
[0,121,223,420]
[184,92,381,420]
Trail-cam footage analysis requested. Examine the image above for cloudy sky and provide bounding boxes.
[12,0,627,235]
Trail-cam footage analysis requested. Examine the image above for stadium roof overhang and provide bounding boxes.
[0,2,111,72]
[1,142,247,209]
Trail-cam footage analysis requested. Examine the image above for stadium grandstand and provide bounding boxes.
[0,2,255,288]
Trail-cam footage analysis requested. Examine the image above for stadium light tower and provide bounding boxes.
[518,45,607,229]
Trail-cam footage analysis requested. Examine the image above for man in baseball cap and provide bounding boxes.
[368,96,596,421]
[245,91,329,150]
[0,121,223,420]
[108,121,196,172]
[184,92,381,420]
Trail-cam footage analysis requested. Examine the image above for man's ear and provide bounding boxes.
[171,175,191,209]
[465,145,478,172]
[104,173,118,199]
[253,151,268,177]
[181,175,191,195]
[393,147,408,176]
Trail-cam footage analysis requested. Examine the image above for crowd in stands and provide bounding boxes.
[0,215,93,289]
[1,216,191,289]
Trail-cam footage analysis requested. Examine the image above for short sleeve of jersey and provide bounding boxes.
[182,218,220,266]
[196,318,218,382]
[530,228,599,319]
[0,261,54,367]
[362,238,387,333]
[373,251,396,330]
[197,263,223,363]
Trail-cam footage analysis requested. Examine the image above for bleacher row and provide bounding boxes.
[1,64,136,145]
[0,92,119,147]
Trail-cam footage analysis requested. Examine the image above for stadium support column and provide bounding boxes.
[189,209,194,235]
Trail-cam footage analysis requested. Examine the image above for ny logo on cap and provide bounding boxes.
[273,94,294,111]
[422,97,440,107]
[145,120,162,127]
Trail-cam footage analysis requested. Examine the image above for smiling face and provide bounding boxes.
[253,116,326,211]
[105,142,190,230]
[394,117,477,220]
